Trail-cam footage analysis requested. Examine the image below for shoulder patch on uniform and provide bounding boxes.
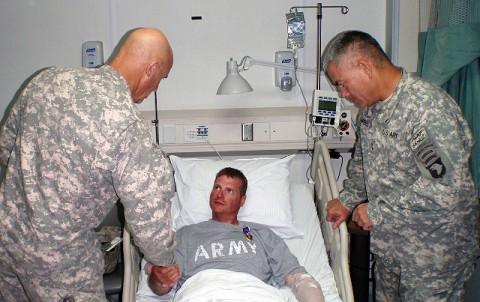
[410,128,428,151]
[410,127,446,179]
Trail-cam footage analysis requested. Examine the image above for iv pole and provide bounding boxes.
[289,3,349,90]
[152,91,160,144]
[287,8,353,302]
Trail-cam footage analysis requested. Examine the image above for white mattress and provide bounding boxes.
[135,183,341,302]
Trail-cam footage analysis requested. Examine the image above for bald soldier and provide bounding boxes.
[0,28,176,301]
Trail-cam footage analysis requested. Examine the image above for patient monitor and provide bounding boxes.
[311,90,341,128]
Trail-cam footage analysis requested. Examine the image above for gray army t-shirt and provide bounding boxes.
[175,220,306,288]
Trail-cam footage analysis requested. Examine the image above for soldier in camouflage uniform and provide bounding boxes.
[323,31,479,301]
[0,28,177,301]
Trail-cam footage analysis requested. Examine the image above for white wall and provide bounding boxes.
[397,0,420,72]
[0,1,112,117]
[0,1,422,188]
[0,0,388,118]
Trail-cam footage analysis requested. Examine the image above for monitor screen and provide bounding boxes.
[317,100,337,112]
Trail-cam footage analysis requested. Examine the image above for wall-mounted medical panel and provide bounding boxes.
[141,106,356,155]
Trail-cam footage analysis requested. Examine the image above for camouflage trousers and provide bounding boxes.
[0,231,108,302]
[374,253,475,302]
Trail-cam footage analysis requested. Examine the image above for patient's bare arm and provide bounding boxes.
[147,264,180,296]
[285,272,325,302]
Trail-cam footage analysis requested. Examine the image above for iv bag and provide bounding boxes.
[286,12,305,49]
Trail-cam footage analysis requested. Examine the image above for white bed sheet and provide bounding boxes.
[135,183,341,302]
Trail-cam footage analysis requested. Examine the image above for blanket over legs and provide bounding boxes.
[173,269,286,302]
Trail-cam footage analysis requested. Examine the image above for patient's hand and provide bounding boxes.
[326,199,350,229]
[148,264,180,296]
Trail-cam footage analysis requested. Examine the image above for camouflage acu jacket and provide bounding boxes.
[0,65,175,267]
[339,70,479,261]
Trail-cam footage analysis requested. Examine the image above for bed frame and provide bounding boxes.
[122,224,141,302]
[311,140,354,302]
[121,139,354,302]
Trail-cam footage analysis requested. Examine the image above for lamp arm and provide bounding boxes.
[289,5,349,14]
[239,56,318,75]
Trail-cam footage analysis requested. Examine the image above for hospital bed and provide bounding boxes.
[121,140,354,302]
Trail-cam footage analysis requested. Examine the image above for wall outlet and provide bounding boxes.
[184,125,209,143]
[242,123,253,141]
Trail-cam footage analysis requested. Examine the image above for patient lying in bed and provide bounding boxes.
[147,167,325,302]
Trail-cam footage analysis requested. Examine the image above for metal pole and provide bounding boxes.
[289,3,348,90]
[154,91,159,144]
[317,3,323,90]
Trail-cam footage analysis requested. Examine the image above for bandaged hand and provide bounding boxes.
[285,273,325,302]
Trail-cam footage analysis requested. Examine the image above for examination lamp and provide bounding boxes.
[216,56,316,95]
[216,59,253,95]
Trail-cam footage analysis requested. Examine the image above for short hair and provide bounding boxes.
[215,167,248,197]
[322,30,389,71]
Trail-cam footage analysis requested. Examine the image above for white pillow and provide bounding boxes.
[169,155,302,238]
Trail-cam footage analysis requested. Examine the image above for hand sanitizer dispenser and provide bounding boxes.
[82,41,104,68]
[275,51,296,91]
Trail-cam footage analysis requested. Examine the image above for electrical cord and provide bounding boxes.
[336,154,344,181]
[203,137,222,160]
[294,50,316,157]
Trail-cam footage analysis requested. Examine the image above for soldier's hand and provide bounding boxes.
[147,264,180,296]
[150,264,180,288]
[352,203,373,231]
[326,199,350,229]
